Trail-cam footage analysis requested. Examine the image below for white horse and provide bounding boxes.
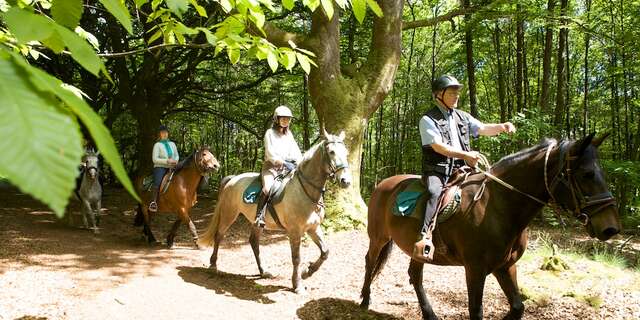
[199,131,352,293]
[76,148,102,234]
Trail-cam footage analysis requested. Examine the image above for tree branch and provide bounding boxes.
[402,7,476,30]
[98,42,212,58]
[165,105,260,137]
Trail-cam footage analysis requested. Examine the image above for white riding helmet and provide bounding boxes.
[273,105,293,119]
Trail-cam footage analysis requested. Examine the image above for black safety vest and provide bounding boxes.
[421,106,472,176]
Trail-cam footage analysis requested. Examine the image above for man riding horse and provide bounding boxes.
[414,75,517,261]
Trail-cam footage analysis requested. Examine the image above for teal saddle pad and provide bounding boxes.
[243,179,262,204]
[392,179,461,223]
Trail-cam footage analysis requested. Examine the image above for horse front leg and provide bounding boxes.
[81,200,91,230]
[493,264,524,320]
[302,226,328,279]
[408,260,438,320]
[178,208,200,249]
[288,234,305,294]
[465,266,488,320]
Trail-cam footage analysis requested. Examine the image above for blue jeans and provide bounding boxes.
[153,167,168,188]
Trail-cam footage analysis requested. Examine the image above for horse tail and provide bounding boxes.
[197,204,221,247]
[133,204,144,226]
[219,175,234,191]
[370,241,393,281]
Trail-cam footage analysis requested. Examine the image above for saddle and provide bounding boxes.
[393,167,475,223]
[142,170,175,194]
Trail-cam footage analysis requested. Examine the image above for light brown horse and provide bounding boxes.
[360,134,621,320]
[198,131,352,293]
[134,146,220,248]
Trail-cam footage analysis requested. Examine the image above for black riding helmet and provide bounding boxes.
[158,125,169,133]
[432,75,463,93]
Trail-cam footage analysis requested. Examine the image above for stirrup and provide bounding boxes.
[412,236,434,262]
[149,201,158,212]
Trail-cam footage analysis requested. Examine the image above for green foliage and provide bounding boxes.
[98,0,133,33]
[0,0,138,215]
[0,52,82,215]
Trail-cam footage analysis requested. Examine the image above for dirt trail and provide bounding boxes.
[0,187,638,320]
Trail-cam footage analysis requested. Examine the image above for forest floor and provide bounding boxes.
[1,185,639,320]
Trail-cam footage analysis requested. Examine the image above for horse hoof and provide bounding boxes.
[359,300,370,310]
[166,242,174,249]
[260,271,274,279]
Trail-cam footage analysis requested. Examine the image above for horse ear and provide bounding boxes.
[94,150,100,156]
[338,130,345,140]
[591,132,610,148]
[575,132,595,155]
[322,128,330,140]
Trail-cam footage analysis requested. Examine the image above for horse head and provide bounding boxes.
[552,133,621,240]
[322,129,351,188]
[83,148,100,180]
[196,146,220,175]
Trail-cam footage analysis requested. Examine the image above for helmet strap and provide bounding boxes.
[435,87,452,109]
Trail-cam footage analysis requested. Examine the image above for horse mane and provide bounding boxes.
[299,142,323,166]
[174,151,194,173]
[491,138,558,172]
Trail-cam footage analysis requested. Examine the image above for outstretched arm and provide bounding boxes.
[478,122,516,136]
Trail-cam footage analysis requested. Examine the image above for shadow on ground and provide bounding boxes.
[296,298,403,320]
[177,266,288,304]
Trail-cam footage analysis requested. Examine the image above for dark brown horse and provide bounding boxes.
[134,146,220,248]
[360,134,621,320]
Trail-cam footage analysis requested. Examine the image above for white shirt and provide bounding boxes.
[264,128,302,167]
[152,140,179,168]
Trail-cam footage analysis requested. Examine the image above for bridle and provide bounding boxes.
[296,139,350,205]
[543,142,617,226]
[478,141,616,226]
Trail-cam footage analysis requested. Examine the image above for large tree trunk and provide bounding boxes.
[582,0,591,136]
[305,1,403,225]
[539,0,556,112]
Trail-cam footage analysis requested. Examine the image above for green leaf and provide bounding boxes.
[296,52,310,74]
[351,0,366,23]
[10,53,140,203]
[320,0,333,19]
[282,0,294,10]
[281,50,296,70]
[51,0,84,29]
[166,0,189,18]
[365,0,382,17]
[249,9,265,28]
[75,26,100,50]
[57,26,104,76]
[3,7,54,43]
[267,50,278,72]
[41,29,66,54]
[98,0,133,34]
[227,48,240,64]
[197,27,217,45]
[135,0,150,6]
[0,53,83,216]
[189,0,207,17]
[219,0,232,12]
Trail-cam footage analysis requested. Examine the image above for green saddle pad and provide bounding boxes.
[243,179,262,204]
[392,178,461,224]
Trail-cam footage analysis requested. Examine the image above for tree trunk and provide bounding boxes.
[463,0,478,117]
[553,0,568,129]
[516,4,524,113]
[582,0,591,136]
[493,23,507,122]
[539,0,556,112]
[304,0,403,225]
